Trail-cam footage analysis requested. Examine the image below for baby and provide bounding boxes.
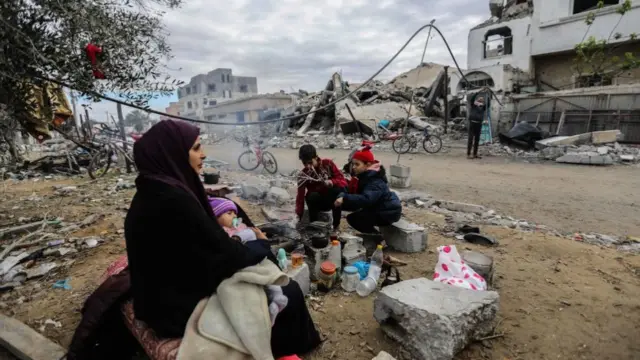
[209,197,288,324]
[209,197,257,243]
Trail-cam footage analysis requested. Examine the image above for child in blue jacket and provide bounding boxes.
[334,146,402,235]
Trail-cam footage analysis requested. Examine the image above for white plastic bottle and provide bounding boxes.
[356,244,384,297]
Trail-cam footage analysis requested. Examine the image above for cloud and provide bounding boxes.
[79,0,487,122]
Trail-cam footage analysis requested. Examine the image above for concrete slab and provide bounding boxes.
[286,262,310,296]
[591,130,621,144]
[374,278,500,360]
[380,219,427,253]
[556,154,613,166]
[0,313,66,360]
[438,201,486,215]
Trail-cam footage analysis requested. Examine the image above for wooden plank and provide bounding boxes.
[0,314,66,360]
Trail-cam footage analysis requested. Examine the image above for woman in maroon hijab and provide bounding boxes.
[125,120,321,358]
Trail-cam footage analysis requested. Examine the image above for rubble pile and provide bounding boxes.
[279,63,460,138]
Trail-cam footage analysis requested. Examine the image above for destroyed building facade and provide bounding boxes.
[462,0,640,141]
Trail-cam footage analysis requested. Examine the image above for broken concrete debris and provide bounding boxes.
[374,278,499,360]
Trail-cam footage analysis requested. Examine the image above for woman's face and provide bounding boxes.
[351,159,368,175]
[189,137,206,173]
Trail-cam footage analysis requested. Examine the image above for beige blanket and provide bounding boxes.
[177,259,290,360]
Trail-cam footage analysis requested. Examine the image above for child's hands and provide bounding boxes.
[251,227,267,240]
[334,197,344,208]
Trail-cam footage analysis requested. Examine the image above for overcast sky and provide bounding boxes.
[79,0,488,122]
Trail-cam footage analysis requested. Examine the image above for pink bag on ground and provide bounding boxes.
[432,245,487,291]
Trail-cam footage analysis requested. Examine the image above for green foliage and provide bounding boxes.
[573,0,638,85]
[0,0,184,132]
[125,109,148,129]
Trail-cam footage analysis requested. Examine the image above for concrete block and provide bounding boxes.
[438,201,486,215]
[317,210,333,224]
[389,175,411,189]
[340,234,367,265]
[372,351,397,360]
[556,154,613,166]
[389,164,411,178]
[265,187,291,205]
[0,313,66,360]
[304,243,332,281]
[461,251,494,285]
[286,261,310,296]
[539,146,567,160]
[380,219,427,253]
[374,278,500,360]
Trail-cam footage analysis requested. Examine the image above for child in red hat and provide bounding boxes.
[334,146,402,236]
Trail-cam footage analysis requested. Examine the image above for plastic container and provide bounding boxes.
[317,261,337,292]
[277,248,288,271]
[341,266,360,292]
[328,240,342,273]
[356,244,384,297]
[291,244,305,268]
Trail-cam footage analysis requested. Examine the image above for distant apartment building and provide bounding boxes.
[159,101,182,121]
[177,68,259,120]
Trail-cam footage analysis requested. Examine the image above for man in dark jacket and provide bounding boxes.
[334,146,402,234]
[467,92,487,159]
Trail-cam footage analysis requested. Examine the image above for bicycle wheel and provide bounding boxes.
[423,135,443,154]
[392,136,412,154]
[262,151,278,174]
[237,150,260,171]
[88,149,112,179]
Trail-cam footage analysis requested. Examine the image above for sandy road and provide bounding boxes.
[204,142,640,236]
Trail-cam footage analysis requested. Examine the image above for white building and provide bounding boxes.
[461,0,640,93]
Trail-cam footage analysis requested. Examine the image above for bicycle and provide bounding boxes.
[392,126,443,155]
[237,136,278,174]
[88,124,137,179]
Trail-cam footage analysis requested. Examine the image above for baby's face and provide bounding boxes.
[217,210,237,228]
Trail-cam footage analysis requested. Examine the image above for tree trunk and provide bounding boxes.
[2,132,23,164]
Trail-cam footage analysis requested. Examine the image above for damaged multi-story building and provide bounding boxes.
[457,0,640,142]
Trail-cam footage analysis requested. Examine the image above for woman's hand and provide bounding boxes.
[251,227,267,240]
[334,197,344,208]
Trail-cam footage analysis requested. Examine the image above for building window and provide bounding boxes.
[229,91,232,99]
[222,90,226,98]
[221,74,225,82]
[239,84,248,93]
[576,74,613,88]
[226,74,231,83]
[207,84,216,92]
[484,27,512,59]
[187,101,192,109]
[186,87,191,95]
[209,99,216,106]
[573,0,619,15]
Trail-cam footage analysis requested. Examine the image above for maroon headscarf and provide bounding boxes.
[133,120,214,218]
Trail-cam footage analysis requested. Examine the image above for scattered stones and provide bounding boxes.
[374,278,500,360]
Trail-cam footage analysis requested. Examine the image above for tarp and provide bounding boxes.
[498,121,547,149]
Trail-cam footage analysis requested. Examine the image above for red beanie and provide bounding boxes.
[352,146,375,163]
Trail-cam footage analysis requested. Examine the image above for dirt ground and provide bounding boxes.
[204,143,640,236]
[1,162,640,360]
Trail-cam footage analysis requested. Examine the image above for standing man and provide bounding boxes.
[467,92,487,159]
[296,144,347,231]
